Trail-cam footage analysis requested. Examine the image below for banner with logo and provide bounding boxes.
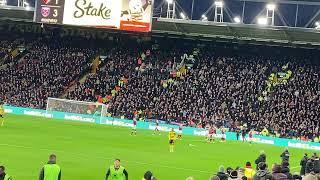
[34,0,153,32]
[5,105,319,151]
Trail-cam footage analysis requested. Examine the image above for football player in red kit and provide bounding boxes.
[131,115,137,136]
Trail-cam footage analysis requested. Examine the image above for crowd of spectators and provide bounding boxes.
[0,37,97,109]
[0,36,22,66]
[104,48,319,140]
[0,35,319,140]
[209,151,320,180]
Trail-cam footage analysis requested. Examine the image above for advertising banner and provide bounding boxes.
[34,0,153,32]
[4,105,320,151]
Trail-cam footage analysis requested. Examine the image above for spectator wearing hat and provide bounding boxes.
[255,151,266,170]
[253,162,273,180]
[280,148,290,163]
[300,153,308,176]
[217,165,229,180]
[229,170,239,180]
[143,171,157,180]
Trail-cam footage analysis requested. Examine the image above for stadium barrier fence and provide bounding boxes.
[4,105,320,151]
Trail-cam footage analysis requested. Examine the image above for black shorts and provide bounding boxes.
[169,140,174,144]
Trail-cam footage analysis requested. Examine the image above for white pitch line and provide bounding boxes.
[0,143,212,174]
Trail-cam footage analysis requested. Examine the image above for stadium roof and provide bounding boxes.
[0,7,319,49]
[239,0,320,5]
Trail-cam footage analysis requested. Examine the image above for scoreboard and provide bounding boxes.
[34,0,153,32]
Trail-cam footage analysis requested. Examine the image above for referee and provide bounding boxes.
[39,154,61,180]
[106,159,128,180]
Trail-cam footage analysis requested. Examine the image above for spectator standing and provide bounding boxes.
[39,154,61,180]
[217,165,229,180]
[281,161,292,179]
[255,151,266,170]
[106,159,128,180]
[253,162,272,180]
[245,162,255,180]
[300,153,308,176]
[0,166,12,180]
[280,148,290,162]
[271,164,287,180]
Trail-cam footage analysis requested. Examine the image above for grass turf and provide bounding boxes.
[0,114,315,179]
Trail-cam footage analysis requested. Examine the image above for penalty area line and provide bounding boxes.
[0,143,212,174]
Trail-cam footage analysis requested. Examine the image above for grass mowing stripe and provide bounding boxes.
[0,143,213,174]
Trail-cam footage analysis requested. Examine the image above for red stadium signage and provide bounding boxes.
[34,0,153,32]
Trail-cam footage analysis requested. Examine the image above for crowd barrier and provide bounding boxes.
[4,105,320,151]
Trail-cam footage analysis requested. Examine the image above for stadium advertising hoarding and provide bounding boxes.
[34,0,153,32]
[4,105,320,151]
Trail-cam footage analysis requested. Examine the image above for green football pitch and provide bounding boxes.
[0,114,315,179]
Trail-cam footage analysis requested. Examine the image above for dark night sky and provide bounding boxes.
[5,0,320,27]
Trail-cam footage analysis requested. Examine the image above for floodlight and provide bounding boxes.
[202,14,206,18]
[0,0,7,6]
[257,17,267,25]
[180,12,186,19]
[166,0,173,4]
[234,16,241,23]
[26,6,30,10]
[266,4,276,10]
[315,21,320,27]
[215,1,223,7]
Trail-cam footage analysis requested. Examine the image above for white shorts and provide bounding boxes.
[133,125,137,130]
[178,130,182,134]
[155,126,159,130]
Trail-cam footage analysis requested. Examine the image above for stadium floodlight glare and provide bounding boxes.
[315,21,320,29]
[0,0,7,6]
[234,16,241,23]
[201,15,208,21]
[257,17,268,25]
[180,12,186,19]
[215,1,223,7]
[166,0,173,4]
[266,4,276,10]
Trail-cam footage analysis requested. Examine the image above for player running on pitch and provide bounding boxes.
[153,120,161,135]
[169,128,176,152]
[0,102,5,127]
[131,115,137,136]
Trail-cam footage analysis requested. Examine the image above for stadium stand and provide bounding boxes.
[0,37,97,109]
[0,34,319,140]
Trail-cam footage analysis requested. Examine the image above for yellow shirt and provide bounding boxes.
[245,168,255,180]
[169,131,176,140]
[0,106,4,115]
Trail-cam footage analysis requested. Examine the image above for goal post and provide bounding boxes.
[46,97,108,122]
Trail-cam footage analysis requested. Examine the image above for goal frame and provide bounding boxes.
[46,97,108,123]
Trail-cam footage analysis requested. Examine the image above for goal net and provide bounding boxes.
[46,97,108,122]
